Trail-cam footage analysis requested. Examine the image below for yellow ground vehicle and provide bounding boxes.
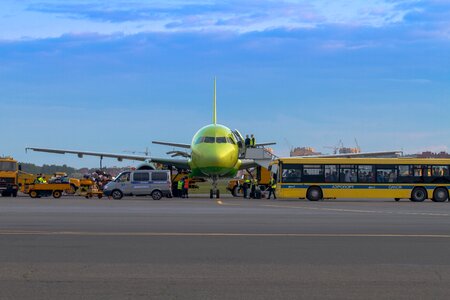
[76,179,103,199]
[0,157,19,197]
[227,166,271,197]
[24,183,72,198]
[270,157,450,202]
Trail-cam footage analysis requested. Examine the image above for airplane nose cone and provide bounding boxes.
[195,146,237,176]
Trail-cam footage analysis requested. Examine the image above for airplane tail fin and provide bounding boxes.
[213,77,217,125]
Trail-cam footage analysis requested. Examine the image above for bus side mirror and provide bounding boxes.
[18,164,22,171]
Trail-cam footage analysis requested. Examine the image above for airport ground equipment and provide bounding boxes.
[0,157,19,197]
[270,157,450,202]
[227,166,271,197]
[75,179,103,199]
[24,182,72,198]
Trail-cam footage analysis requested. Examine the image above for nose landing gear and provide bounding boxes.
[210,176,220,199]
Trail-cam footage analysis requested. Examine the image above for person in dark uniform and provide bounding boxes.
[245,135,251,149]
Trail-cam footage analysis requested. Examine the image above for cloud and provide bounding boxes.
[25,0,420,32]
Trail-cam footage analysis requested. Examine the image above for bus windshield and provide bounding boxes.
[0,161,17,172]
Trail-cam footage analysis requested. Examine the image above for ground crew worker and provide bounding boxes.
[250,134,256,148]
[251,178,258,199]
[177,179,184,198]
[35,174,43,184]
[183,177,189,198]
[42,176,47,184]
[268,176,277,199]
[243,177,251,199]
[245,135,250,148]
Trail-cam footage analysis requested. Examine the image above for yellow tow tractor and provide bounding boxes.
[24,182,72,199]
[76,178,103,199]
[227,166,271,197]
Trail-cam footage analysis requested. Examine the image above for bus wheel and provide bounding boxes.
[395,198,400,202]
[432,187,448,202]
[307,186,323,201]
[410,187,427,202]
[30,191,38,198]
[52,190,62,199]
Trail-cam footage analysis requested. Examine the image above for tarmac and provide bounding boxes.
[1,195,450,299]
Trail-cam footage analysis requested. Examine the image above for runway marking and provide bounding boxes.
[1,230,450,238]
[262,204,450,217]
[216,200,241,206]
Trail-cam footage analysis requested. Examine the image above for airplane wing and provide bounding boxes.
[25,147,190,169]
[239,159,258,170]
[152,141,191,149]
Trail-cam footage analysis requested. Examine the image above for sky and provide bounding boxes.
[1,0,449,168]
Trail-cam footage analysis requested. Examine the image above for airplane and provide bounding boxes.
[26,79,276,198]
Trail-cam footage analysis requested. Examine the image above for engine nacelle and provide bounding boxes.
[136,162,156,170]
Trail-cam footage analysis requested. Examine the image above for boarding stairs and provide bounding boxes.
[242,147,277,169]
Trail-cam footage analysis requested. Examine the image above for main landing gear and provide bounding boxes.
[210,177,220,199]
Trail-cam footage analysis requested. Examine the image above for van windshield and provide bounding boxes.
[115,172,130,183]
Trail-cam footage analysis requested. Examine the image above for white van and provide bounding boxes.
[103,170,172,200]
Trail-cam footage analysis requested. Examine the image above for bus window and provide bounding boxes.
[324,165,338,182]
[281,164,302,183]
[358,165,375,183]
[376,165,397,183]
[303,165,324,182]
[430,166,450,183]
[339,165,357,183]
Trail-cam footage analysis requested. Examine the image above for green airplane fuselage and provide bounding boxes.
[189,124,241,178]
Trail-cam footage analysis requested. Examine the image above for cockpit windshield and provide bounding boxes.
[195,136,236,145]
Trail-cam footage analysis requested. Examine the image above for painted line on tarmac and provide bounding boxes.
[1,230,450,238]
[216,200,241,206]
[262,204,450,217]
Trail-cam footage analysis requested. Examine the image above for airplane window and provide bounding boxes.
[216,137,227,143]
[227,137,236,144]
[195,137,204,145]
[204,137,215,143]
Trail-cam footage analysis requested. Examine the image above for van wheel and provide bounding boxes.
[111,190,123,200]
[30,190,38,198]
[306,186,323,201]
[410,187,427,202]
[151,190,163,200]
[52,190,62,199]
[432,187,448,202]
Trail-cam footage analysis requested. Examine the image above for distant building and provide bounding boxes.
[416,151,450,158]
[290,147,322,157]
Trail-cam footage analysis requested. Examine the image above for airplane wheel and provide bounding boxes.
[216,190,220,198]
[210,189,213,199]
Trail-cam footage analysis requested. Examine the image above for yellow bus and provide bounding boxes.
[269,157,450,202]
